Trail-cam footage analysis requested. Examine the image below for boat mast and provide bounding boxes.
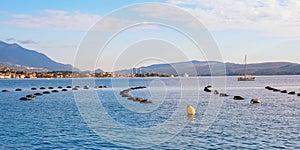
[244,55,247,76]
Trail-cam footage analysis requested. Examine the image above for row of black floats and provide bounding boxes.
[120,86,152,103]
[265,86,300,96]
[203,85,262,103]
[19,86,71,100]
[17,85,107,100]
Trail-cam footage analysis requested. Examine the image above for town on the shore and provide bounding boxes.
[0,66,174,79]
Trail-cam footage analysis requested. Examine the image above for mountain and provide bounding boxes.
[94,68,104,73]
[81,69,104,73]
[115,60,300,76]
[2,40,299,75]
[0,41,79,71]
[226,62,300,75]
[0,62,48,72]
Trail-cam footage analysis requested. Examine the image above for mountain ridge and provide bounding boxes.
[115,60,300,76]
[0,41,79,71]
[1,40,300,75]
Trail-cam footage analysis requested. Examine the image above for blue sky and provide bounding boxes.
[0,0,299,71]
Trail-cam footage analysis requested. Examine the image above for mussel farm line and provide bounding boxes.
[0,85,108,101]
[120,86,152,103]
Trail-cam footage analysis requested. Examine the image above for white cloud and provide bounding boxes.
[1,10,101,30]
[2,2,300,39]
[1,9,159,33]
[17,40,38,45]
[5,38,38,45]
[5,38,16,42]
[167,0,300,39]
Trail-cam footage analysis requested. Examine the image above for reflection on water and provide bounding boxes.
[187,115,195,124]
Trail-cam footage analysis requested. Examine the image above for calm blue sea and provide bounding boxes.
[0,76,299,149]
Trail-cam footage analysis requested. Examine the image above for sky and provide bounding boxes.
[0,0,299,71]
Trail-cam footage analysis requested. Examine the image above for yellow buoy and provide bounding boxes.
[187,105,196,115]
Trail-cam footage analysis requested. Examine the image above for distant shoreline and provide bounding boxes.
[1,74,300,80]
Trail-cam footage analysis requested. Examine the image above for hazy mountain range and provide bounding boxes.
[1,40,300,75]
[0,41,77,71]
[116,60,300,76]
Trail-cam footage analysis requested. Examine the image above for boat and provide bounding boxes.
[237,55,255,81]
[183,73,189,77]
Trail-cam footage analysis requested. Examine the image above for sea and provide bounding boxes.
[0,76,299,149]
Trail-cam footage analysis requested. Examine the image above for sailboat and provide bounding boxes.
[237,55,255,81]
